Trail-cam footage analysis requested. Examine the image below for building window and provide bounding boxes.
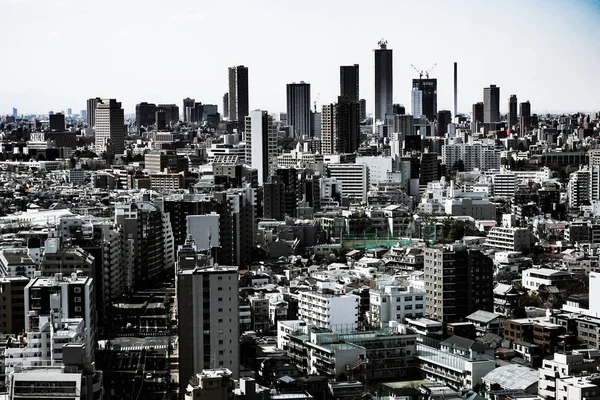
[74,297,81,303]
[74,306,82,312]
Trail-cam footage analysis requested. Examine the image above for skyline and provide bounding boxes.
[2,0,600,115]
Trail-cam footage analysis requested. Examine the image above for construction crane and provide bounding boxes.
[425,63,437,79]
[313,93,320,112]
[410,64,423,80]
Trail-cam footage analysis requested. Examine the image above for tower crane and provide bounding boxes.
[410,64,423,80]
[425,63,437,79]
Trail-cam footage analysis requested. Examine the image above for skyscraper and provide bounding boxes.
[86,97,101,128]
[359,99,366,120]
[177,241,239,395]
[472,102,484,133]
[411,88,423,118]
[436,110,452,136]
[374,40,393,123]
[519,101,531,118]
[183,98,195,123]
[412,78,437,121]
[223,93,229,120]
[156,104,179,125]
[321,97,361,155]
[483,85,500,123]
[340,64,359,102]
[244,110,278,186]
[228,65,249,128]
[12,108,17,118]
[286,82,311,138]
[94,99,125,158]
[135,102,157,127]
[453,62,458,118]
[508,95,518,128]
[49,113,65,131]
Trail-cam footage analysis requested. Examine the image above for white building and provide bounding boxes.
[484,226,533,252]
[298,291,359,331]
[492,173,517,197]
[442,142,501,172]
[411,88,423,118]
[244,110,278,186]
[327,163,368,203]
[568,165,600,209]
[369,284,425,327]
[444,197,496,220]
[187,214,220,251]
[355,156,393,186]
[522,268,574,291]
[538,350,600,400]
[94,98,125,158]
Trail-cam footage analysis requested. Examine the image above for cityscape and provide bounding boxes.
[1,1,600,400]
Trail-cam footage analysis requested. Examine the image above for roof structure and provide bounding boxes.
[482,364,538,391]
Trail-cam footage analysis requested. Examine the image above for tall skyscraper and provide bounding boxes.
[483,85,500,123]
[321,97,361,155]
[519,101,531,118]
[508,95,518,128]
[424,244,493,323]
[86,97,101,128]
[374,40,393,123]
[12,108,17,118]
[94,99,125,158]
[135,102,157,127]
[228,65,249,128]
[436,110,452,136]
[340,64,359,102]
[286,82,311,138]
[223,93,229,120]
[411,88,423,118]
[412,78,437,121]
[472,102,484,132]
[359,99,366,120]
[177,241,239,395]
[453,62,458,118]
[156,104,179,125]
[244,110,278,186]
[49,113,65,131]
[183,98,195,123]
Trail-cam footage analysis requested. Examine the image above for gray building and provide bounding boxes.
[177,245,239,395]
[519,101,531,118]
[286,82,311,138]
[483,85,500,123]
[86,97,100,128]
[374,40,393,123]
[94,98,125,159]
[228,65,249,128]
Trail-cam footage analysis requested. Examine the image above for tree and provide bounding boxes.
[452,159,465,172]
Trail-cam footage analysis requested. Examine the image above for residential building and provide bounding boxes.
[368,284,425,327]
[94,98,125,158]
[86,97,100,128]
[184,368,234,400]
[321,97,361,155]
[0,276,28,334]
[442,142,500,172]
[326,163,368,203]
[521,268,575,291]
[244,110,278,186]
[297,291,359,331]
[484,226,534,252]
[539,350,600,400]
[228,65,249,127]
[483,85,500,123]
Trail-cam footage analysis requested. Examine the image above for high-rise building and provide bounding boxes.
[340,64,359,102]
[223,93,229,120]
[81,110,87,120]
[471,102,484,133]
[412,78,437,121]
[424,244,493,323]
[49,112,65,131]
[392,114,414,136]
[411,88,423,118]
[359,99,366,120]
[136,102,157,127]
[156,104,179,125]
[228,65,249,128]
[67,108,72,116]
[12,107,17,118]
[156,110,166,131]
[436,110,452,136]
[453,62,458,118]
[183,98,195,123]
[86,97,100,128]
[177,243,239,394]
[321,97,361,155]
[483,85,500,123]
[286,82,311,138]
[94,98,124,158]
[519,101,531,118]
[392,104,405,115]
[508,95,518,128]
[244,110,277,186]
[374,40,393,123]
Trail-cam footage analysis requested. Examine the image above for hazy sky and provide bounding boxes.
[2,0,600,116]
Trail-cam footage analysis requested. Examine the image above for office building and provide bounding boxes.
[519,101,531,118]
[437,110,452,136]
[413,78,437,121]
[508,95,518,128]
[49,112,65,131]
[244,110,278,186]
[483,85,500,123]
[453,62,458,117]
[286,81,311,138]
[392,114,414,136]
[94,98,125,158]
[374,40,393,122]
[340,64,359,102]
[360,99,366,120]
[411,88,423,118]
[177,260,239,395]
[442,142,500,172]
[321,97,361,155]
[136,102,156,127]
[228,65,249,127]
[12,107,17,118]
[183,97,195,123]
[156,103,179,125]
[424,244,494,323]
[86,97,100,128]
[222,93,229,119]
[472,102,484,132]
[326,163,368,203]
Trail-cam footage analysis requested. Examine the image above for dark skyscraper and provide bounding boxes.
[49,112,65,131]
[155,110,166,131]
[412,78,437,121]
[519,101,531,118]
[156,104,179,125]
[228,65,249,128]
[321,96,361,155]
[183,98,195,123]
[483,85,500,123]
[359,99,366,120]
[286,82,311,138]
[472,102,484,133]
[135,102,156,127]
[392,104,405,115]
[340,64,359,102]
[86,97,100,128]
[508,95,518,128]
[437,110,452,136]
[223,92,229,120]
[374,40,393,123]
[453,62,458,117]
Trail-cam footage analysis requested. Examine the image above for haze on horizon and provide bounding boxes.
[1,0,599,116]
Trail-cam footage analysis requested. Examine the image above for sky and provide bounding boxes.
[1,0,600,116]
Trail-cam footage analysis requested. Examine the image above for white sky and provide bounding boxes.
[2,0,600,116]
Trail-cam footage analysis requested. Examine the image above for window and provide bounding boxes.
[74,306,82,312]
[218,287,223,291]
[218,319,223,323]
[74,297,81,303]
